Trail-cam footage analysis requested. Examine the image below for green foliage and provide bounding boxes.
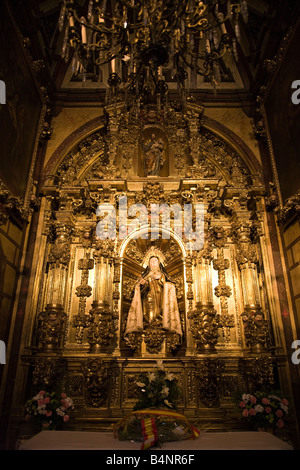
[133,362,181,411]
[25,390,74,430]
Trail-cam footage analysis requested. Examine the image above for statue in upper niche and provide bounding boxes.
[143,134,165,176]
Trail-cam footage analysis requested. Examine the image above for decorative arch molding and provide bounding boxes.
[202,115,263,179]
[119,226,188,260]
[42,115,107,181]
[42,104,264,190]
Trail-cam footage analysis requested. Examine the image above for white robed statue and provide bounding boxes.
[125,251,182,338]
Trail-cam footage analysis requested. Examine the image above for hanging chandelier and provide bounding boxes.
[58,0,248,104]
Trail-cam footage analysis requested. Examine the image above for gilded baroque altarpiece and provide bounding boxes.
[19,102,290,431]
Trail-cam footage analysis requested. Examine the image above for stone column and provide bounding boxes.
[71,229,94,344]
[196,256,214,306]
[234,223,269,352]
[37,221,73,350]
[213,246,235,343]
[93,256,111,308]
[188,244,219,353]
[87,240,116,351]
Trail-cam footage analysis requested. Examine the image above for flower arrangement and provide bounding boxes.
[25,390,74,430]
[238,390,289,431]
[133,360,180,411]
[114,361,200,449]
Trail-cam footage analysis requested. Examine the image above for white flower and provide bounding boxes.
[242,394,251,402]
[56,408,65,417]
[37,404,46,413]
[63,397,73,408]
[163,399,173,408]
[269,395,281,401]
[165,373,175,381]
[33,393,43,401]
[160,386,169,397]
[156,360,164,370]
[254,405,264,413]
[136,382,146,388]
[147,372,156,383]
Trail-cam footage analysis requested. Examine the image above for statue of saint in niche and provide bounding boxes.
[143,134,165,176]
[124,252,182,337]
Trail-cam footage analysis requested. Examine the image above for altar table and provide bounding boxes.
[18,430,293,450]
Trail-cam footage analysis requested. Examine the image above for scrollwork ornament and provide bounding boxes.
[276,188,300,224]
[188,307,219,351]
[32,358,58,388]
[240,356,275,392]
[94,239,116,260]
[87,306,117,349]
[241,309,269,351]
[82,359,110,407]
[143,325,166,354]
[48,243,71,267]
[0,179,28,226]
[214,284,232,298]
[36,306,67,350]
[196,358,225,407]
[75,284,93,298]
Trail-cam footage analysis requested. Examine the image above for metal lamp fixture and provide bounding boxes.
[58,0,248,104]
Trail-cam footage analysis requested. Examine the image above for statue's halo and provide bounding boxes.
[142,246,166,268]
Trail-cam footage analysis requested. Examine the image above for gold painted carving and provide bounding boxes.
[32,357,65,389]
[82,359,109,407]
[196,358,225,407]
[87,304,117,350]
[240,356,275,392]
[188,307,219,351]
[36,306,67,350]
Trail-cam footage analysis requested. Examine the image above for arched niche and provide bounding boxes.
[137,126,169,177]
[118,227,187,356]
[42,116,107,185]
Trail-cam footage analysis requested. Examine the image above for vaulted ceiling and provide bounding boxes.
[7,0,300,108]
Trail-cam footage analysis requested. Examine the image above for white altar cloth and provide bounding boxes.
[18,430,293,450]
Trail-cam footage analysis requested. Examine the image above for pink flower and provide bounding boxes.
[46,411,52,417]
[262,398,270,405]
[282,399,289,406]
[277,419,284,428]
[38,399,45,406]
[61,393,67,398]
[44,397,50,404]
[63,414,69,422]
[276,409,283,418]
[242,409,249,417]
[249,409,256,416]
[239,401,246,408]
[265,407,272,413]
[39,391,45,396]
[42,422,50,428]
[250,396,257,404]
